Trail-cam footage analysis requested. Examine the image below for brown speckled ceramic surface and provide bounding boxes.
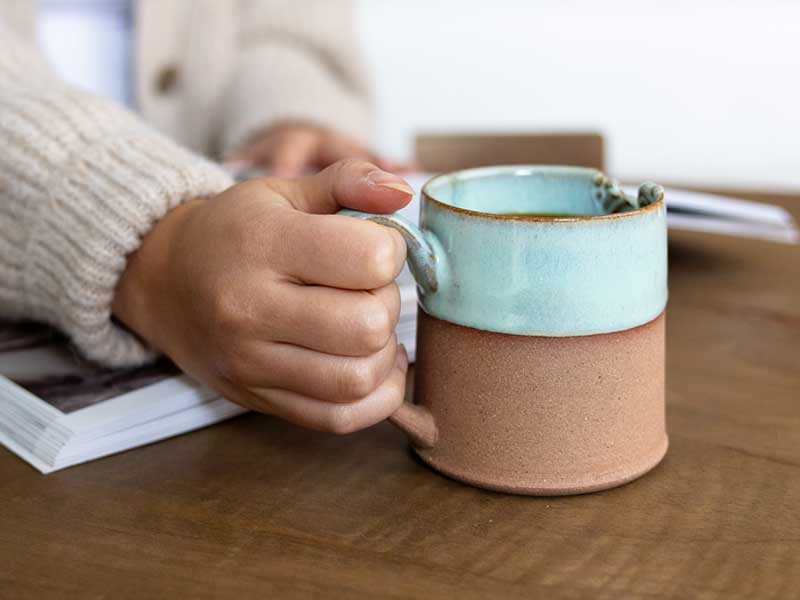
[412,310,667,495]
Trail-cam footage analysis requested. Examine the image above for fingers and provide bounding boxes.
[225,135,272,166]
[275,210,407,289]
[282,159,415,215]
[235,345,409,434]
[266,282,401,356]
[316,132,377,168]
[221,333,399,403]
[226,127,319,178]
[269,128,319,178]
[228,128,412,187]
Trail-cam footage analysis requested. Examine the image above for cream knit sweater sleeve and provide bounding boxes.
[0,24,234,367]
[219,0,372,153]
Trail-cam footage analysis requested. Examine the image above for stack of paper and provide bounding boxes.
[632,186,799,244]
[0,321,245,473]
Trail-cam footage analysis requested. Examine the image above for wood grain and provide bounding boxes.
[1,189,798,599]
[416,132,605,172]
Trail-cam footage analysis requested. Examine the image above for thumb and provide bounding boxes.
[287,159,415,215]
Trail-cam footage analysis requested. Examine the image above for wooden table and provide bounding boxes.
[2,190,798,599]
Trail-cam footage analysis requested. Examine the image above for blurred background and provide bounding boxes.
[357,0,800,189]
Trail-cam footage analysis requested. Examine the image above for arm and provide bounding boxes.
[220,0,377,173]
[0,23,233,367]
[1,22,415,434]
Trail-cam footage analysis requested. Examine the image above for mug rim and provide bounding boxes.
[421,165,664,222]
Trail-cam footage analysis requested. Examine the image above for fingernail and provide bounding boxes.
[367,170,414,197]
[395,343,409,371]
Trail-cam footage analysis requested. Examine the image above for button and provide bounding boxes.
[155,65,179,94]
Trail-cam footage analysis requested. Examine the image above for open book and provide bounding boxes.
[1,175,797,473]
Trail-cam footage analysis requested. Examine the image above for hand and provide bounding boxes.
[113,160,415,434]
[226,121,411,178]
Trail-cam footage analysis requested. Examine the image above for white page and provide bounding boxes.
[623,185,796,227]
[55,399,247,472]
[665,214,800,244]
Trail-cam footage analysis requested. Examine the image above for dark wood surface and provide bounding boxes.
[2,190,799,599]
[416,132,605,172]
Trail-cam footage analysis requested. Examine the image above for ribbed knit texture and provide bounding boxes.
[0,25,233,367]
[1,1,372,367]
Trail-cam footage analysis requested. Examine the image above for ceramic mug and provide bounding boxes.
[340,165,668,495]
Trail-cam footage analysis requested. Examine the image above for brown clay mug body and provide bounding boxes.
[341,166,668,495]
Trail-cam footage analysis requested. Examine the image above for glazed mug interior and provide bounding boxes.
[422,165,665,221]
[426,166,610,217]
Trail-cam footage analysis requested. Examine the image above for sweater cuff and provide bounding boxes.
[24,134,233,367]
[220,42,372,155]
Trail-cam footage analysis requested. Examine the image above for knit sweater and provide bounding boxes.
[0,1,371,367]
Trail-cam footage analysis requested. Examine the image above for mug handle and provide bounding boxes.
[337,209,439,449]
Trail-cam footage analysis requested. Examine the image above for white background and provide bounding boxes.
[357,0,800,189]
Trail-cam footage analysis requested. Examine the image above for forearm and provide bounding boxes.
[0,26,233,367]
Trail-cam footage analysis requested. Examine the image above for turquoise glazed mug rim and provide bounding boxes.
[422,164,665,222]
[339,164,668,337]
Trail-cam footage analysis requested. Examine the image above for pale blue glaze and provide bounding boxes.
[341,166,667,337]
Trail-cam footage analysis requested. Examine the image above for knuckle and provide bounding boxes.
[354,298,393,352]
[336,360,380,400]
[223,199,277,255]
[324,405,359,435]
[364,231,401,286]
[334,157,365,175]
[380,282,402,322]
[210,288,241,328]
[214,341,272,388]
[387,370,406,401]
[211,287,258,335]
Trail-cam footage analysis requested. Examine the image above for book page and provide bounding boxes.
[0,321,179,414]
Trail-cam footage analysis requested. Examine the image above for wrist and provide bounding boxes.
[112,197,206,353]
